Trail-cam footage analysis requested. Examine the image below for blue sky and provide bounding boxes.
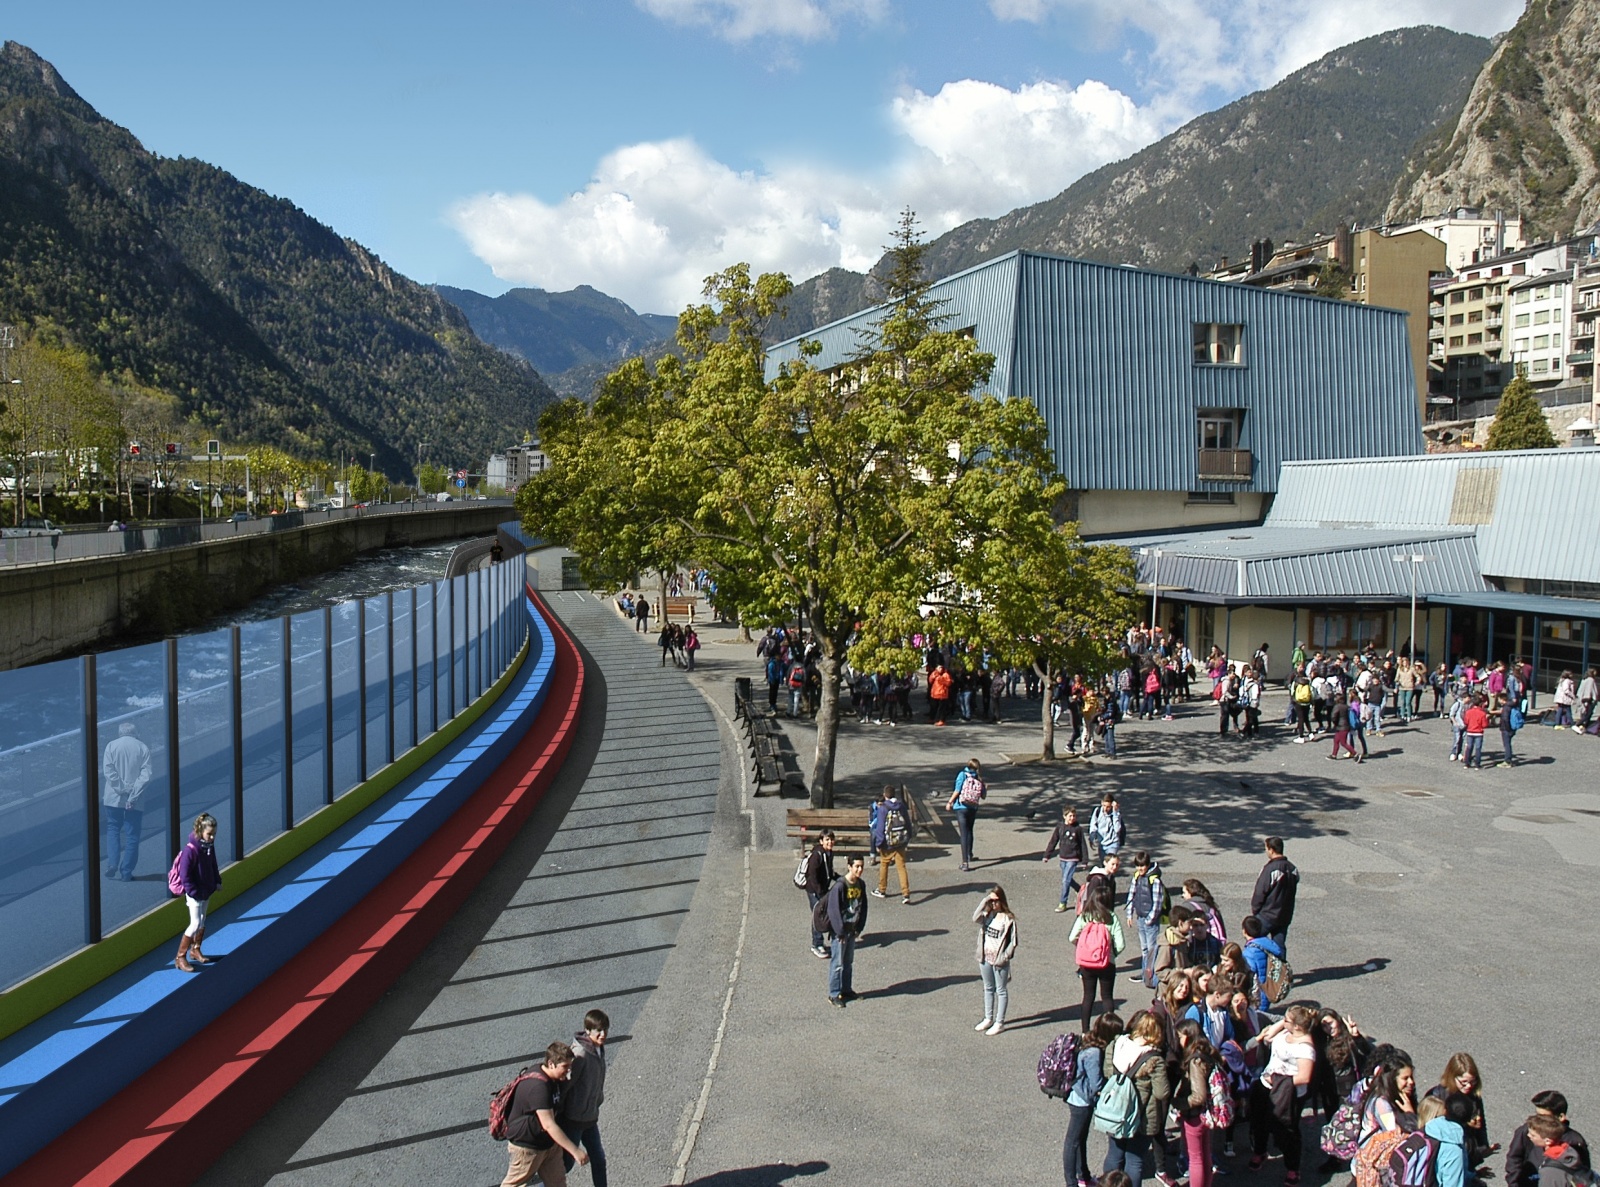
[9,0,1520,314]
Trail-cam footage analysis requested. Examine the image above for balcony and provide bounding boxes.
[1429,324,1446,340]
[1196,449,1253,481]
[1569,350,1595,366]
[1429,302,1445,315]
[1486,315,1503,328]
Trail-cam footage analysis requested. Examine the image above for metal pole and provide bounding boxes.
[1409,559,1419,663]
[410,586,419,748]
[431,582,440,735]
[83,655,102,945]
[357,600,368,780]
[386,591,395,765]
[323,605,334,804]
[166,637,182,862]
[1150,550,1160,636]
[281,616,294,831]
[231,627,244,861]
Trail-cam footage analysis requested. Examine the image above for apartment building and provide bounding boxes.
[1508,270,1573,386]
[1386,208,1526,272]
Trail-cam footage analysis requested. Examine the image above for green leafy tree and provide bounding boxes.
[417,462,448,495]
[1485,368,1556,450]
[1314,260,1353,300]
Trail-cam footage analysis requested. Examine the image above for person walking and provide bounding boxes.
[1043,805,1088,912]
[1327,696,1360,762]
[1576,668,1599,733]
[172,812,222,972]
[823,855,868,1007]
[634,598,650,634]
[946,758,986,871]
[1088,793,1124,864]
[973,884,1018,1035]
[1126,852,1166,989]
[101,721,153,882]
[1069,880,1125,1030]
[499,1042,588,1187]
[558,1010,610,1187]
[801,830,836,958]
[1249,837,1298,953]
[871,785,914,904]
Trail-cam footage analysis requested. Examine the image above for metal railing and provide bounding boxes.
[1196,449,1253,480]
[1,499,514,567]
[0,557,527,991]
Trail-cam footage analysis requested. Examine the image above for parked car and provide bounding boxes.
[1,517,62,538]
[229,511,252,523]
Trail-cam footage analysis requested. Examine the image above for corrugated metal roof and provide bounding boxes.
[1267,450,1600,583]
[767,250,1423,494]
[1121,527,1488,599]
[1428,590,1600,620]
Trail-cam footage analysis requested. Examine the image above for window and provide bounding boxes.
[1186,490,1236,505]
[1193,323,1245,365]
[1515,290,1531,304]
[1535,285,1550,299]
[1533,359,1549,373]
[1451,291,1465,304]
[1515,313,1531,327]
[1469,287,1484,301]
[1449,335,1464,347]
[1552,333,1561,348]
[1450,314,1465,326]
[1535,309,1551,325]
[1467,311,1482,323]
[1515,338,1529,352]
[1197,411,1241,450]
[1533,334,1549,349]
[1468,332,1483,345]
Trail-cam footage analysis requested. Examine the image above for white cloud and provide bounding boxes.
[634,0,888,42]
[451,76,1161,314]
[989,0,1523,103]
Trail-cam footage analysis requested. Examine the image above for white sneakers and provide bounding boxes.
[975,1017,992,1031]
[985,1021,1005,1036]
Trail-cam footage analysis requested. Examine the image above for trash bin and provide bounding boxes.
[734,676,752,717]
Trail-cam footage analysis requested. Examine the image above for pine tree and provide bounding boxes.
[1485,368,1557,450]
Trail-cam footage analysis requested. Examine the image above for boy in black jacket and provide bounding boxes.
[1041,805,1087,911]
[1510,1095,1590,1187]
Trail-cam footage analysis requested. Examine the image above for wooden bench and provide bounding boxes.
[745,714,784,791]
[785,788,944,846]
[662,595,697,621]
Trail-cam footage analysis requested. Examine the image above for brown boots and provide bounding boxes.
[175,934,196,973]
[189,928,210,965]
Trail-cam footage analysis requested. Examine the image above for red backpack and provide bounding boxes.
[488,1069,546,1141]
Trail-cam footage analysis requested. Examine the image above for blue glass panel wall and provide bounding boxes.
[96,641,172,932]
[452,574,468,717]
[415,583,435,739]
[238,620,286,854]
[176,630,235,851]
[330,602,361,796]
[392,590,414,756]
[435,579,453,725]
[364,596,390,772]
[0,657,87,990]
[289,610,327,822]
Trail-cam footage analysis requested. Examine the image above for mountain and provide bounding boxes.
[770,26,1492,342]
[0,42,554,474]
[435,284,677,392]
[1388,0,1600,240]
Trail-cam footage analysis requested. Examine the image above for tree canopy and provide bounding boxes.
[1485,368,1557,451]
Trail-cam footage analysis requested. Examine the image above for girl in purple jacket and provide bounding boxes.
[174,812,222,972]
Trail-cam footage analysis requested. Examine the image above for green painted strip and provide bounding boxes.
[0,637,530,1044]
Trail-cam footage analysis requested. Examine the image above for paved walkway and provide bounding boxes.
[205,596,1600,1186]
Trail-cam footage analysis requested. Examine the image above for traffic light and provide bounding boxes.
[129,442,141,457]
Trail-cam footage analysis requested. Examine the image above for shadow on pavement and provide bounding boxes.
[676,1160,829,1186]
[1294,958,1391,987]
[866,973,972,998]
[859,927,949,947]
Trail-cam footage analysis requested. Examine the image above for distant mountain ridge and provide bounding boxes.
[766,26,1493,343]
[435,284,676,392]
[0,41,554,473]
[1388,0,1600,240]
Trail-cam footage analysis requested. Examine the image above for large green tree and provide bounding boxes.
[1485,368,1557,450]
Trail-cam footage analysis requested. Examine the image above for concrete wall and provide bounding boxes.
[0,505,507,671]
[1078,490,1267,538]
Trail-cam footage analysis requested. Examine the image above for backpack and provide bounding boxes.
[1294,681,1313,705]
[1508,705,1525,731]
[168,847,187,897]
[1321,1083,1369,1159]
[811,894,833,940]
[1383,1131,1441,1187]
[1217,1040,1253,1098]
[958,771,986,805]
[1075,919,1112,969]
[1037,1032,1081,1098]
[1354,1128,1411,1187]
[1262,949,1294,1004]
[1149,873,1172,925]
[488,1069,545,1141]
[793,847,813,889]
[1202,1062,1236,1130]
[883,804,910,849]
[1091,1050,1149,1139]
[788,664,807,689]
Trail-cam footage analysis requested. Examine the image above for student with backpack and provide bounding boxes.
[1089,793,1124,863]
[1043,805,1089,912]
[1247,1006,1319,1185]
[872,786,914,904]
[972,884,1018,1035]
[1241,915,1288,1010]
[1098,1011,1172,1187]
[1175,1020,1230,1187]
[493,1041,589,1187]
[1063,1013,1125,1187]
[1421,1093,1477,1187]
[1523,1114,1597,1187]
[800,830,837,959]
[1126,851,1167,989]
[1069,880,1126,1030]
[946,758,986,871]
[171,812,222,972]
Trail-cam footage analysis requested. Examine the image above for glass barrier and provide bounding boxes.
[0,656,88,989]
[0,548,527,991]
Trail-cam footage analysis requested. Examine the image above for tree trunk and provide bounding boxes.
[657,571,668,624]
[737,615,752,644]
[1037,660,1057,760]
[809,645,843,808]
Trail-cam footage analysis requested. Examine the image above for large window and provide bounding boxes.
[1193,323,1245,365]
[1198,411,1240,450]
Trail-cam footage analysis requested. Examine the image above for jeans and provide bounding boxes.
[562,1123,607,1187]
[1058,859,1080,905]
[828,933,857,997]
[1120,691,1133,717]
[1500,725,1515,764]
[1464,733,1484,768]
[958,689,973,719]
[1450,725,1465,758]
[102,804,143,879]
[1141,692,1157,718]
[979,960,1010,1023]
[1064,1102,1094,1186]
[1554,704,1573,727]
[1136,918,1161,985]
[1399,689,1413,720]
[807,890,826,949]
[1105,1130,1151,1187]
[685,649,695,671]
[789,686,802,716]
[1103,726,1117,756]
[954,806,977,865]
[1182,1117,1213,1187]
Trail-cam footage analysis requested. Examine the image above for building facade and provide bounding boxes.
[767,250,1424,538]
[1385,208,1526,272]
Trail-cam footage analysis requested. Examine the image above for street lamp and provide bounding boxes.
[1140,547,1164,637]
[1393,553,1429,662]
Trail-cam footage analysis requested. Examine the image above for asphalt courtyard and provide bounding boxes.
[205,597,1600,1186]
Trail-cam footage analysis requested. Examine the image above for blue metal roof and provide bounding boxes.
[767,250,1423,494]
[1266,450,1600,584]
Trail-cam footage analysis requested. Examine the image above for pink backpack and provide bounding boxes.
[167,845,188,897]
[1075,920,1111,969]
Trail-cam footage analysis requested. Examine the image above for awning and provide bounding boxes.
[1425,590,1600,621]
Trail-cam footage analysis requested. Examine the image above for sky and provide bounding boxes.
[8,0,1523,316]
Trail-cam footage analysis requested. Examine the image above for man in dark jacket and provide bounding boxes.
[803,830,836,958]
[824,856,869,1007]
[559,1010,610,1186]
[1250,836,1299,951]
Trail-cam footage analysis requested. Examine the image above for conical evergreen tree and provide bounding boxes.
[1485,368,1556,451]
